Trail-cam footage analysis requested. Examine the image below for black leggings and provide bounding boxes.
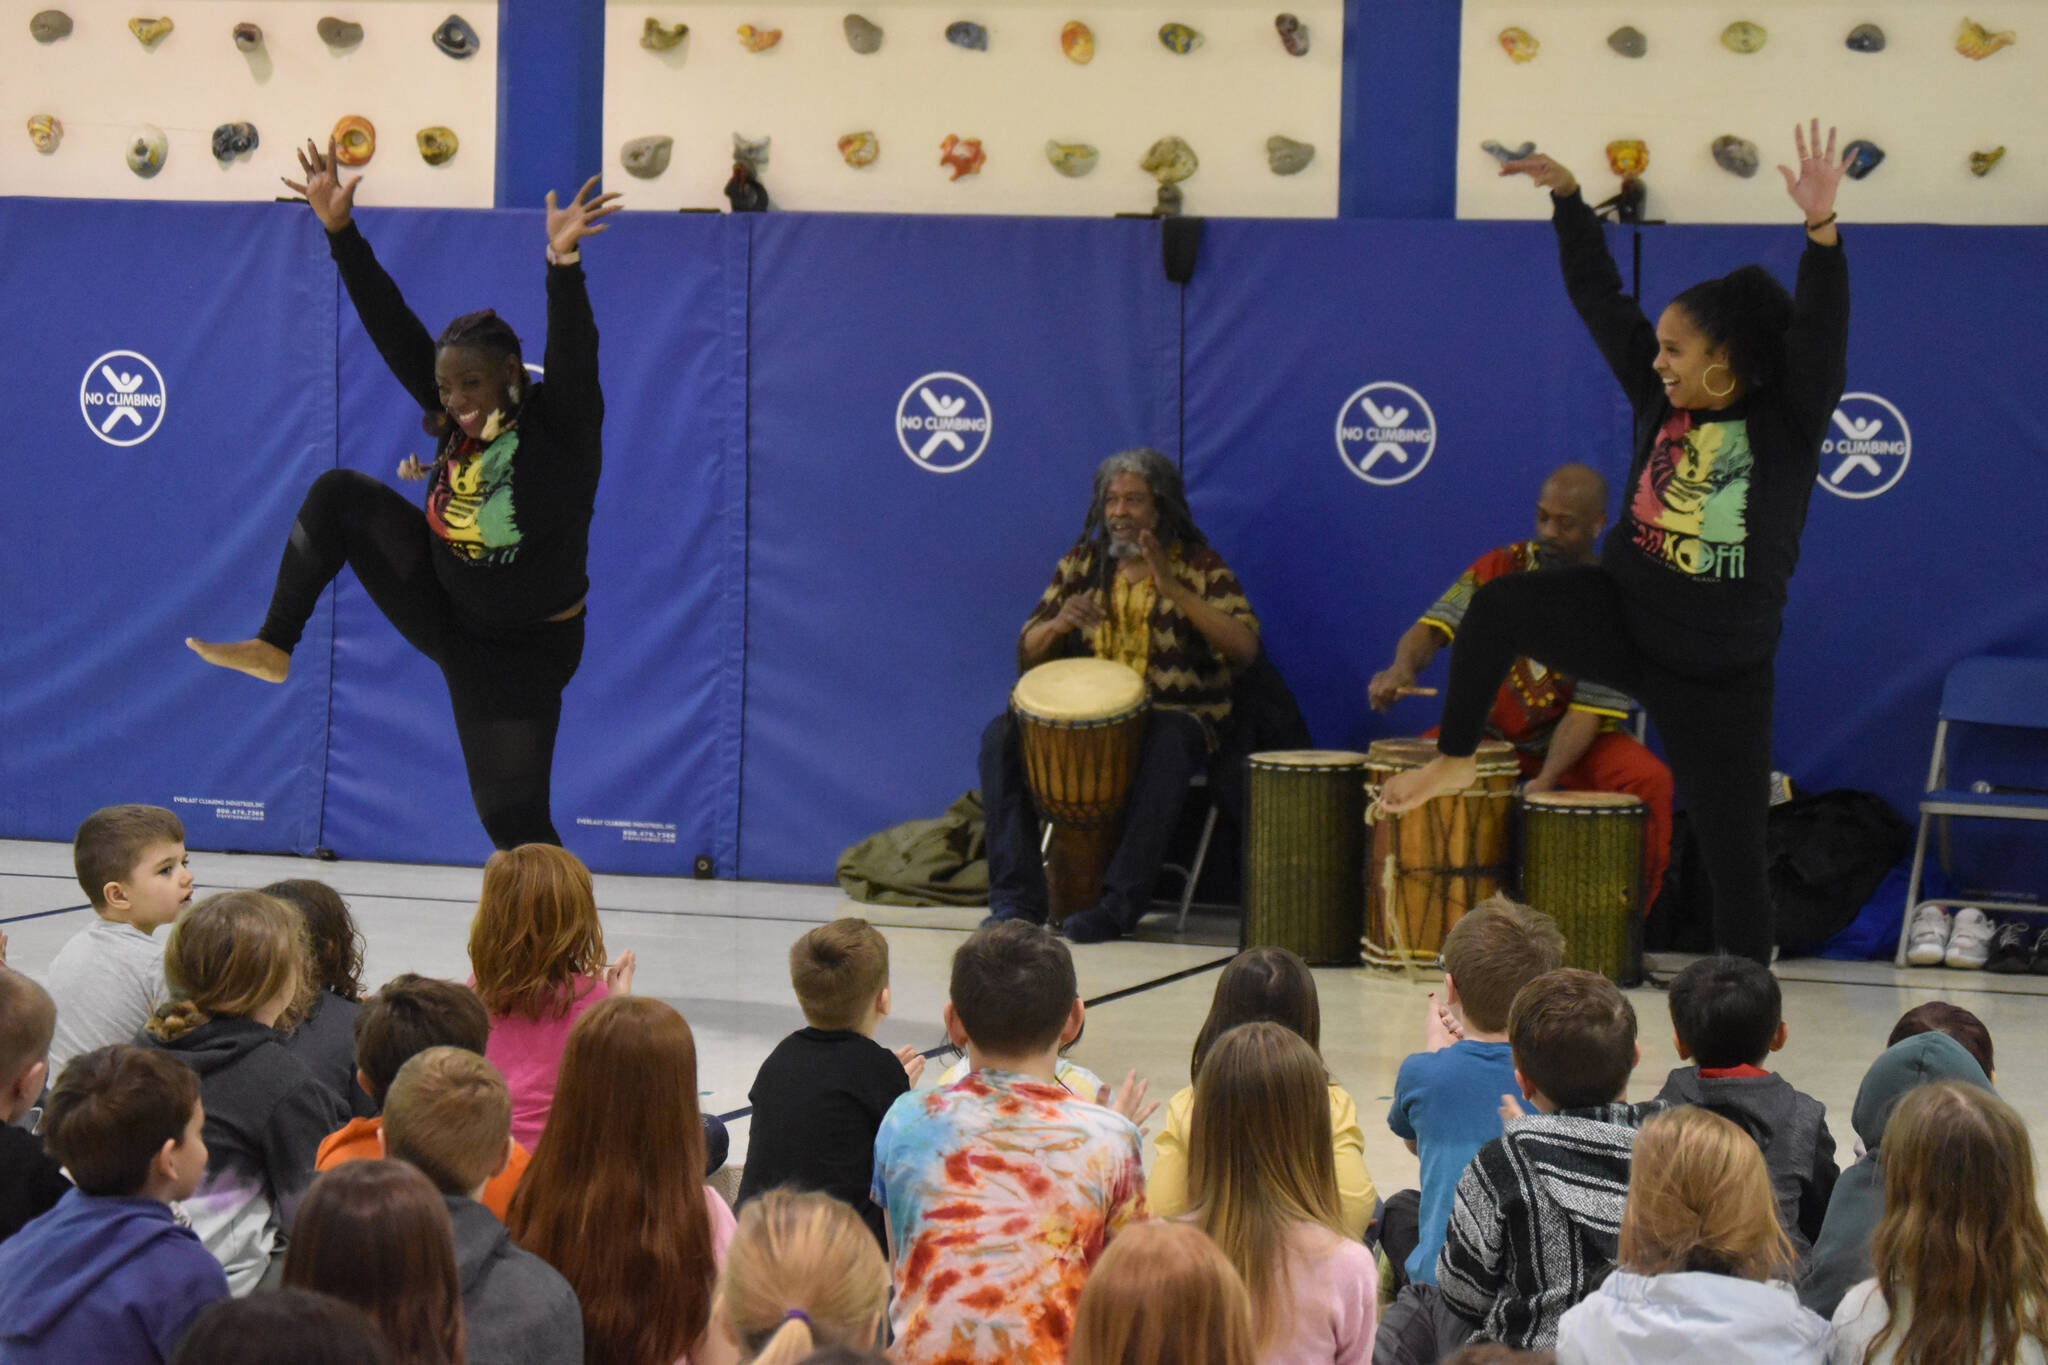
[257,470,584,849]
[1437,566,1777,964]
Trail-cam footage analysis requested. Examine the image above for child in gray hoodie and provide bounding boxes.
[1655,956,1837,1259]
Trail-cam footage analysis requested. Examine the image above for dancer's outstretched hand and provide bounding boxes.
[1500,153,1578,198]
[1778,119,1848,225]
[281,138,361,233]
[546,176,623,256]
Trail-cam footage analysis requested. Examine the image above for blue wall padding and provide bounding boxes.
[735,215,1180,881]
[1342,1,1463,219]
[1183,217,1629,753]
[495,0,606,212]
[316,209,739,874]
[4,198,2047,891]
[1636,225,2048,825]
[0,201,336,853]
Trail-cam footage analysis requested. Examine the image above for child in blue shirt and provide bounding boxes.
[1385,899,1565,1292]
[0,1045,227,1363]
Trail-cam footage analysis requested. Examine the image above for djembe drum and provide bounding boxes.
[1362,738,1520,966]
[1010,658,1149,922]
[1244,750,1368,965]
[1518,790,1646,982]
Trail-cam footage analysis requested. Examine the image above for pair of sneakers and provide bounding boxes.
[1900,908,2015,970]
[1986,918,2048,975]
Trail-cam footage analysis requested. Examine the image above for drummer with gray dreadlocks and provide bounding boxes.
[189,138,620,851]
[979,448,1260,943]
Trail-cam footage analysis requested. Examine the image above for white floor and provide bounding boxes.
[6,836,2046,1192]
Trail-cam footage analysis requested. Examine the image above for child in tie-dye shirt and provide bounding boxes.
[872,922,1147,1365]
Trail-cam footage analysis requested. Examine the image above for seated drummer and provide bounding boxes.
[981,448,1260,944]
[1366,462,1674,904]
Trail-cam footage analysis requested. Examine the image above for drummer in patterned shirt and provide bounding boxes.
[1368,463,1675,904]
[981,447,1261,944]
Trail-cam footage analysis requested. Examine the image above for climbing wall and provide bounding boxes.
[601,1,1343,216]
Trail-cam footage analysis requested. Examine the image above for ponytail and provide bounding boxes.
[1670,264,1794,391]
[749,1313,818,1365]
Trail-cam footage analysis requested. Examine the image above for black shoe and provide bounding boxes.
[1985,920,2032,974]
[979,906,1046,930]
[1059,907,1125,944]
[2030,928,2048,975]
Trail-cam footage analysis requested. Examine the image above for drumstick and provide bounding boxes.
[1397,686,1439,698]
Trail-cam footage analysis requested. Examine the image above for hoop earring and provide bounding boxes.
[1702,363,1736,399]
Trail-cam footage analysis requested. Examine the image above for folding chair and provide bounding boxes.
[1038,771,1218,934]
[1893,656,2048,965]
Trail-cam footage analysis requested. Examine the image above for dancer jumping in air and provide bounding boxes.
[189,139,620,848]
[1376,121,1851,965]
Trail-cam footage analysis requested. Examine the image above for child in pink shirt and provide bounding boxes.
[466,844,633,1146]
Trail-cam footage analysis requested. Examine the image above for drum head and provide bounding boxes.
[1522,790,1644,811]
[1250,749,1367,769]
[1365,737,1516,770]
[1012,658,1147,723]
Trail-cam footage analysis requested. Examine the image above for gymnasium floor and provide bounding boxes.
[5,837,2044,1189]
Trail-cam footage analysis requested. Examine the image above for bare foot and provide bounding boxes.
[185,637,290,683]
[1377,754,1479,813]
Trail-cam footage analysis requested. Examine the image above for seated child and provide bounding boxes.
[1556,1106,1828,1362]
[0,969,69,1243]
[1827,1081,2048,1365]
[1800,1029,1994,1318]
[139,890,347,1292]
[735,919,921,1245]
[1435,968,1665,1351]
[1069,1220,1258,1365]
[1385,898,1566,1292]
[872,921,1147,1365]
[1655,955,1836,1258]
[381,1046,583,1363]
[0,1044,228,1361]
[315,973,533,1220]
[44,805,189,1082]
[1152,946,1377,1240]
[1886,1000,1994,1081]
[1187,1021,1377,1364]
[508,996,736,1365]
[468,844,633,1148]
[715,1189,890,1365]
[264,879,376,1119]
[281,1160,464,1365]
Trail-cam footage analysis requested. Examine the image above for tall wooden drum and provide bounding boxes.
[1244,751,1369,965]
[1010,659,1149,921]
[1363,738,1520,967]
[1518,791,1646,982]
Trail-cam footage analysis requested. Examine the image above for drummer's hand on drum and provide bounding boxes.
[1522,773,1559,795]
[1055,592,1104,635]
[1368,665,1416,713]
[894,1043,927,1086]
[1099,1070,1160,1133]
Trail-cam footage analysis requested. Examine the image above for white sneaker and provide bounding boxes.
[1946,907,1996,969]
[1905,905,1952,966]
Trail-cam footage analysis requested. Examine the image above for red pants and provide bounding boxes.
[1424,726,1675,910]
[1524,732,1674,911]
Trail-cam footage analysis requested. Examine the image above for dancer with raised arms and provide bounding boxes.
[189,140,620,849]
[1376,121,1851,965]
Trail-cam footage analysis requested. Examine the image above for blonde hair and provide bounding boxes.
[789,919,890,1032]
[1187,1021,1346,1351]
[1618,1106,1793,1282]
[146,891,306,1041]
[1866,1082,2048,1365]
[716,1191,888,1365]
[1069,1221,1257,1365]
[467,844,606,1020]
[383,1046,512,1196]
